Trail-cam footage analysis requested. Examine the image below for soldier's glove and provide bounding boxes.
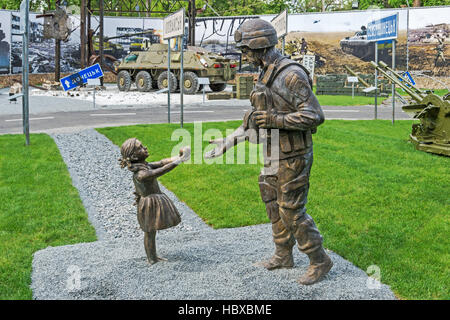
[253,111,284,129]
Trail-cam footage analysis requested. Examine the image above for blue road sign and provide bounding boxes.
[399,71,416,87]
[60,63,104,91]
[403,71,415,86]
[367,13,398,41]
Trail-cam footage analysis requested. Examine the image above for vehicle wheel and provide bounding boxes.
[209,83,227,92]
[182,72,200,95]
[157,71,178,92]
[117,70,131,91]
[135,71,152,92]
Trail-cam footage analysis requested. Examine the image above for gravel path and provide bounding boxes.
[31,129,397,300]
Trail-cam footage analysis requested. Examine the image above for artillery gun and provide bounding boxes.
[371,60,450,156]
[344,65,407,103]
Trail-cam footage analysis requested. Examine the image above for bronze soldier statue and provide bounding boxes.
[206,19,332,285]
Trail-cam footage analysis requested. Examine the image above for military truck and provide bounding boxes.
[115,43,237,94]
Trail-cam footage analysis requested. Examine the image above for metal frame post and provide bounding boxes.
[99,0,104,86]
[188,0,196,46]
[406,0,410,72]
[168,39,171,123]
[80,0,86,68]
[180,36,184,128]
[392,40,396,124]
[352,82,354,99]
[87,0,92,59]
[55,39,61,81]
[22,0,30,145]
[374,42,378,120]
[55,0,61,82]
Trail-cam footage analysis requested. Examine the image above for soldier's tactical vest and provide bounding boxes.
[249,57,314,160]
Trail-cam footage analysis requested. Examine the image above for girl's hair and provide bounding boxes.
[119,138,139,169]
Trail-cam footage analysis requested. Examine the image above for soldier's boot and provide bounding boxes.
[289,212,333,285]
[259,218,296,270]
[297,247,333,285]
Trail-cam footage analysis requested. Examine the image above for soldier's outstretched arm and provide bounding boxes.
[204,123,247,159]
[204,109,259,159]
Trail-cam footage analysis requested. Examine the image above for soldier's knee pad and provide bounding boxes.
[265,200,280,223]
[259,175,279,222]
[258,175,277,203]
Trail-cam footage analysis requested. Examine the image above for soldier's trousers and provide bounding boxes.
[259,151,323,255]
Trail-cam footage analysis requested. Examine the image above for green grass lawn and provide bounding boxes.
[316,94,384,106]
[312,86,387,106]
[98,120,449,300]
[314,87,448,106]
[0,134,97,300]
[396,88,449,96]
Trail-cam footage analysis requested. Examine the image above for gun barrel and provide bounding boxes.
[378,61,425,98]
[105,30,156,41]
[343,65,370,87]
[370,61,423,103]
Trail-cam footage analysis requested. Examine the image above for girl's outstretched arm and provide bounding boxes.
[148,146,191,168]
[147,156,178,169]
[137,147,190,181]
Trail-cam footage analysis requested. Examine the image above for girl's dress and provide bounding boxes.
[132,166,181,231]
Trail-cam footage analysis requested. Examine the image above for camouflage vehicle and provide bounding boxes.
[115,43,237,94]
[372,60,450,156]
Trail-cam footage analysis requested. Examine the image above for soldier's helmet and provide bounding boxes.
[234,18,278,50]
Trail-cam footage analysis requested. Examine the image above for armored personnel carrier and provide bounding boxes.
[371,60,450,156]
[115,43,237,94]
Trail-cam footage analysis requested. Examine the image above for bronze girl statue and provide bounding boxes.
[119,138,190,265]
